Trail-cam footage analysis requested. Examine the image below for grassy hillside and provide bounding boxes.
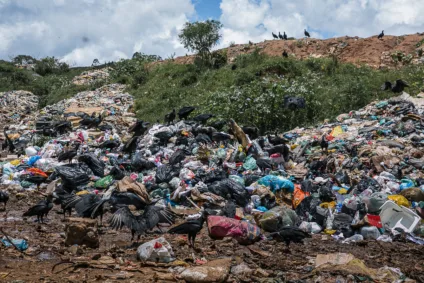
[125,50,424,133]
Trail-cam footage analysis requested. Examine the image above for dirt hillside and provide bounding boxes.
[169,33,424,69]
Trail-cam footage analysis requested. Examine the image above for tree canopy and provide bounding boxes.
[178,20,223,56]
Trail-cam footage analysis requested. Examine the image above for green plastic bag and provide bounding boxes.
[243,155,257,170]
[217,148,226,159]
[95,175,114,189]
[229,175,245,186]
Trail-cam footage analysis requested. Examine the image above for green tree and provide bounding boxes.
[12,55,37,65]
[178,20,223,67]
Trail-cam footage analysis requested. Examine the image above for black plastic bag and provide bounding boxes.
[155,165,179,183]
[78,153,105,177]
[222,179,249,206]
[256,158,272,170]
[319,184,335,202]
[295,196,323,224]
[169,150,188,165]
[356,177,380,193]
[109,166,125,180]
[244,174,261,186]
[132,152,156,171]
[332,213,354,238]
[208,181,230,198]
[55,164,90,189]
[335,171,350,185]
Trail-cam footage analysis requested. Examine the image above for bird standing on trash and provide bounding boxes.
[58,142,80,164]
[0,190,9,210]
[23,195,53,223]
[193,114,215,125]
[378,30,384,39]
[321,134,329,152]
[268,226,311,248]
[3,126,16,154]
[178,106,196,120]
[168,210,208,248]
[109,205,175,241]
[164,109,176,125]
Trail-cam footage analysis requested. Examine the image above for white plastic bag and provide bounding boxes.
[299,221,322,234]
[137,237,174,263]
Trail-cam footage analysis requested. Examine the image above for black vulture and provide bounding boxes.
[164,109,176,125]
[378,30,384,39]
[321,135,329,151]
[282,50,288,58]
[168,211,208,248]
[99,140,120,150]
[109,205,175,241]
[178,106,196,120]
[24,175,48,190]
[23,196,53,223]
[209,120,227,131]
[381,79,409,93]
[278,32,284,40]
[193,114,215,124]
[3,126,15,153]
[283,32,288,40]
[58,143,80,163]
[231,64,237,70]
[272,32,278,39]
[268,226,311,247]
[242,126,259,139]
[0,190,9,210]
[212,132,232,143]
[304,29,311,38]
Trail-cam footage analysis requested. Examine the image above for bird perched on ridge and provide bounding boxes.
[278,32,284,40]
[164,109,176,125]
[23,196,53,223]
[268,226,311,247]
[272,32,278,39]
[283,32,288,40]
[178,106,196,120]
[109,205,175,241]
[0,190,9,210]
[381,79,409,93]
[304,29,311,38]
[378,30,384,39]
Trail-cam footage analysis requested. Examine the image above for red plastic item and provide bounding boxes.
[154,241,163,249]
[367,214,383,228]
[27,168,48,178]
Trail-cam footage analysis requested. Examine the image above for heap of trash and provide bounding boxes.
[1,84,424,280]
[0,90,39,122]
[72,68,110,85]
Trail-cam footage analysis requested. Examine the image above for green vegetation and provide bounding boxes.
[118,50,424,133]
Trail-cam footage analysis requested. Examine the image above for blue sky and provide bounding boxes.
[1,0,423,66]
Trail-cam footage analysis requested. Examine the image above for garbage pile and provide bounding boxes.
[0,90,39,122]
[1,85,424,280]
[72,68,110,85]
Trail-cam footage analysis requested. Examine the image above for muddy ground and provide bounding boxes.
[1,192,423,283]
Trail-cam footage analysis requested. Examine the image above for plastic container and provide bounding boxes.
[379,201,420,233]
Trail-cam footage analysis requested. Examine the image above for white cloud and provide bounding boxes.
[218,0,424,48]
[0,0,195,65]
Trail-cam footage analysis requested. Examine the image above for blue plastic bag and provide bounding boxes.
[1,237,28,251]
[27,155,41,166]
[258,175,294,193]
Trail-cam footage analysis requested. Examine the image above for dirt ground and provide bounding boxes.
[156,33,424,69]
[1,192,423,283]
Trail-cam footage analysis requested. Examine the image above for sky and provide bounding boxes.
[1,0,424,66]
